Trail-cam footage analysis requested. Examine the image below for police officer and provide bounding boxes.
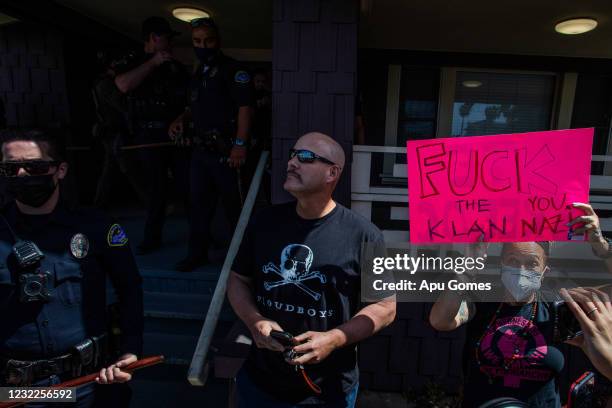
[169,18,252,272]
[115,16,189,254]
[92,50,147,209]
[0,129,143,406]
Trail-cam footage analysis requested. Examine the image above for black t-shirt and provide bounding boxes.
[462,301,564,408]
[232,202,385,404]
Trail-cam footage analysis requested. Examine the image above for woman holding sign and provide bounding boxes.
[429,203,610,408]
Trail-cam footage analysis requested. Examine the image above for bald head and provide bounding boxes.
[298,132,345,170]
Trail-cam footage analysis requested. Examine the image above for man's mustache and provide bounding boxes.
[287,170,300,179]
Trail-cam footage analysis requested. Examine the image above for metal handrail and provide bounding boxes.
[187,150,270,386]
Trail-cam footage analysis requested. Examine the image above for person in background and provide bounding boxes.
[114,16,189,255]
[92,50,147,209]
[168,18,252,272]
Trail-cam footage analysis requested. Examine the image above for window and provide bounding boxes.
[397,67,439,142]
[451,71,555,137]
[395,67,439,164]
[571,73,612,175]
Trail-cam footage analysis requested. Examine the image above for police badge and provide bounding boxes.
[70,233,89,259]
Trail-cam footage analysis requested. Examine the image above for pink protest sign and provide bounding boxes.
[407,128,594,243]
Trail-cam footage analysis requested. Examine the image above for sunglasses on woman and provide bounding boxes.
[289,149,336,166]
[0,160,60,177]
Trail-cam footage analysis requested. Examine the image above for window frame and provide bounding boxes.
[437,67,570,138]
[381,65,577,180]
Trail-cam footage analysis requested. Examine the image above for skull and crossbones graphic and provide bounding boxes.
[263,244,326,300]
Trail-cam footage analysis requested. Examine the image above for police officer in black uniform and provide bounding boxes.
[115,16,189,254]
[169,18,253,272]
[0,129,143,406]
[92,50,147,209]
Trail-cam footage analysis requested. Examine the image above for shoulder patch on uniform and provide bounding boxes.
[70,233,89,259]
[107,224,128,247]
[234,70,250,84]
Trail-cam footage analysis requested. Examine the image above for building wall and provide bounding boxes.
[0,22,69,128]
[271,0,357,206]
[0,0,139,203]
[360,303,465,392]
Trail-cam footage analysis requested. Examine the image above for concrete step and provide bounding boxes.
[140,267,221,295]
[143,291,235,320]
[144,291,210,320]
[129,364,229,408]
[111,211,237,399]
[142,291,236,365]
[143,319,235,366]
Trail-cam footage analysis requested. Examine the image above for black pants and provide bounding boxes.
[135,129,190,243]
[94,136,147,208]
[188,149,241,258]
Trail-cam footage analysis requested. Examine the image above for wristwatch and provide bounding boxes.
[592,236,612,259]
[233,138,246,147]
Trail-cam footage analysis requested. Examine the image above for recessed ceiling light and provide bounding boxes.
[172,7,210,23]
[462,80,483,88]
[555,18,597,35]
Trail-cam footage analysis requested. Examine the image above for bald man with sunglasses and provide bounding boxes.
[228,132,396,407]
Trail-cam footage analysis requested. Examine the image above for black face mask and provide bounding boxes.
[6,174,58,207]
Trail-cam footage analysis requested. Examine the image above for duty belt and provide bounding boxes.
[135,120,167,129]
[2,334,108,386]
[192,129,232,155]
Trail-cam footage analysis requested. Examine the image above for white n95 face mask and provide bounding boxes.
[500,265,542,301]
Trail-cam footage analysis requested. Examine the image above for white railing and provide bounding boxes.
[187,151,270,386]
[351,145,612,243]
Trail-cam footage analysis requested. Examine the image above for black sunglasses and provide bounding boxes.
[289,149,335,165]
[0,160,60,177]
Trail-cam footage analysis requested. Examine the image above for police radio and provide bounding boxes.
[13,240,44,268]
[0,214,52,303]
[12,240,52,303]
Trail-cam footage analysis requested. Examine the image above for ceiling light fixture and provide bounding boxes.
[462,80,483,88]
[555,18,597,35]
[172,7,210,23]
